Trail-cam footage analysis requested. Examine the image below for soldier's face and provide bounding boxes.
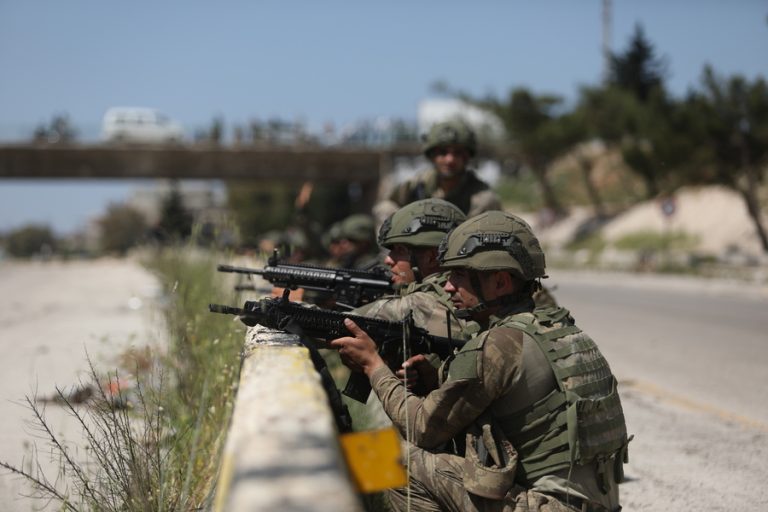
[444,268,482,311]
[384,244,416,285]
[330,239,359,259]
[445,269,511,320]
[431,145,469,179]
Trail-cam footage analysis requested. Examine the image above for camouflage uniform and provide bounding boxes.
[347,199,475,431]
[388,166,502,219]
[371,305,625,511]
[374,120,502,226]
[355,272,472,342]
[351,272,477,431]
[367,212,627,512]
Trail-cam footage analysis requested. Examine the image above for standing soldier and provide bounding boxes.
[375,119,502,224]
[331,211,629,512]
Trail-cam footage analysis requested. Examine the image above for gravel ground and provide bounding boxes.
[0,258,161,511]
[619,384,768,511]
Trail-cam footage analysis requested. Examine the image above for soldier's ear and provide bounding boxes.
[494,271,515,294]
[425,247,440,266]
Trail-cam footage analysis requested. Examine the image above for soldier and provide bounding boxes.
[355,198,476,344]
[331,211,629,512]
[338,199,477,434]
[374,119,502,225]
[323,213,380,270]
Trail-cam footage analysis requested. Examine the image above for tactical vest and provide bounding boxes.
[493,307,629,485]
[392,168,491,215]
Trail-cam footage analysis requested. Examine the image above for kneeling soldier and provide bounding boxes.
[331,211,629,512]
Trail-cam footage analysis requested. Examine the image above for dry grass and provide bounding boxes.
[1,246,244,511]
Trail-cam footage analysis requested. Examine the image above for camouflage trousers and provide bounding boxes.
[387,446,577,512]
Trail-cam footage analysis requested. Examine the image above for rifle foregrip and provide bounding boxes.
[342,372,372,403]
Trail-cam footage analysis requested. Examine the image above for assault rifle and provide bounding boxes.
[209,291,464,403]
[217,250,394,310]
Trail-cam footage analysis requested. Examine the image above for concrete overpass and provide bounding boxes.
[0,143,418,209]
[0,144,408,181]
[0,143,517,207]
[0,143,515,179]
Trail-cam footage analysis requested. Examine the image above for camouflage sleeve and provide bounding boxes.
[384,168,434,207]
[370,327,522,450]
[354,293,454,337]
[388,181,410,206]
[468,189,503,217]
[352,296,406,322]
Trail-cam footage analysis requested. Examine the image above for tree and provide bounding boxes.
[31,113,78,144]
[579,26,675,199]
[157,182,194,243]
[681,66,768,252]
[456,87,574,219]
[209,116,224,146]
[3,224,56,258]
[560,109,608,218]
[98,204,148,255]
[226,182,296,248]
[608,24,667,102]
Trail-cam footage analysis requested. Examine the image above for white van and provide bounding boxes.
[102,107,184,144]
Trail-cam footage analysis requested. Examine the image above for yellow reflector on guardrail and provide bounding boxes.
[339,427,407,493]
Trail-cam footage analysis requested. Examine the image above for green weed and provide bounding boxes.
[613,230,699,252]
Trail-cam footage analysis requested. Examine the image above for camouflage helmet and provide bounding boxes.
[438,211,546,280]
[336,214,376,243]
[378,198,466,249]
[421,119,477,157]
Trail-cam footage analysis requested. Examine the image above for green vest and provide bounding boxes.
[391,168,493,215]
[494,307,629,484]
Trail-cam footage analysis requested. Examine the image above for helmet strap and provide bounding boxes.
[454,270,490,320]
[455,271,536,320]
[409,246,431,283]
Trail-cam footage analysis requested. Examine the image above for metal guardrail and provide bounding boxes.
[214,325,362,511]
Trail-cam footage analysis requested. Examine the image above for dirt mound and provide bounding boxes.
[530,185,768,264]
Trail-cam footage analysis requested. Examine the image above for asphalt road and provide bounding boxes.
[547,270,768,511]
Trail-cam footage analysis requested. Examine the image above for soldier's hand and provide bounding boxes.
[396,354,439,394]
[329,319,385,376]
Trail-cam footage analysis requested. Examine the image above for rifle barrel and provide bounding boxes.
[209,303,244,315]
[217,264,265,275]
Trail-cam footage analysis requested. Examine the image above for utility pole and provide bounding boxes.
[602,0,613,84]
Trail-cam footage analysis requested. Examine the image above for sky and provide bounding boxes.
[1,0,766,235]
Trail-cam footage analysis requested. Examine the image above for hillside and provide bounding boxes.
[521,185,768,279]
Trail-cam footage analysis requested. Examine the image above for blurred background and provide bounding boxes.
[1,0,766,271]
